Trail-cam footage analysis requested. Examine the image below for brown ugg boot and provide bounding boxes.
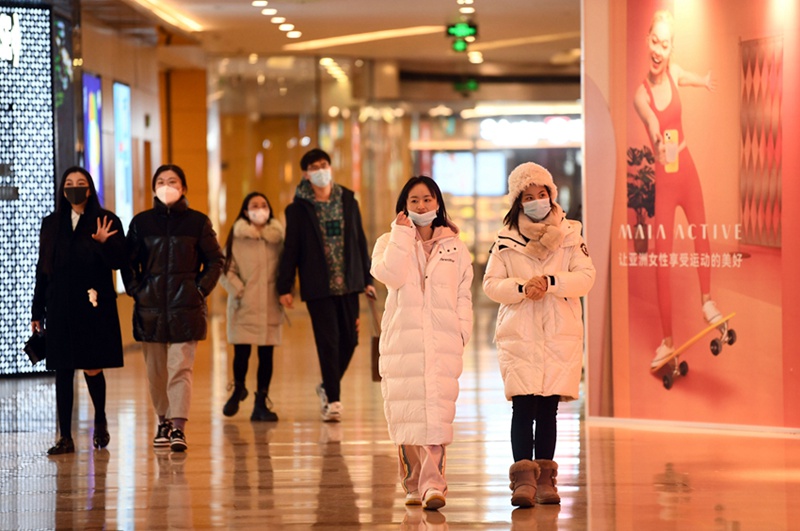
[509,459,541,507]
[534,459,561,504]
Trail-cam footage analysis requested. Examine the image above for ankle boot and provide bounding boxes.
[509,459,540,507]
[534,459,561,504]
[222,382,248,417]
[251,391,278,422]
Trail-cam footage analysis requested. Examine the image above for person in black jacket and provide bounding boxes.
[32,166,127,455]
[123,164,223,452]
[277,148,375,422]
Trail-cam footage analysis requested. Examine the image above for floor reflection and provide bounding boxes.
[0,301,798,530]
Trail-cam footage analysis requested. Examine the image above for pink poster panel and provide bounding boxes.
[618,0,788,425]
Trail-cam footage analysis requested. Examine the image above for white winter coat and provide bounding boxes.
[371,221,473,446]
[220,218,284,346]
[482,216,595,401]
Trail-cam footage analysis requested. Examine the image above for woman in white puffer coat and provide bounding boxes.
[371,176,473,512]
[219,192,284,422]
[483,162,595,509]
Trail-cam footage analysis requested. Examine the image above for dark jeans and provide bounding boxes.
[305,293,360,403]
[511,394,560,462]
[232,344,274,394]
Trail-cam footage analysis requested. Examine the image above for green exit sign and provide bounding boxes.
[454,79,479,92]
[446,22,478,39]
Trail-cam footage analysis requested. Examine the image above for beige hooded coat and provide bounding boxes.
[220,218,284,346]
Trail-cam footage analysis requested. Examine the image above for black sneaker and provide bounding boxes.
[153,422,172,448]
[47,436,75,456]
[170,428,188,452]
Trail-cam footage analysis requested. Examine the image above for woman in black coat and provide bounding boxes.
[123,164,223,453]
[32,166,126,455]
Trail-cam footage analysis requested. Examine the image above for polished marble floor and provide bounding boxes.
[1,298,799,530]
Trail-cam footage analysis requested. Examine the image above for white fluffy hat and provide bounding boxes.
[506,162,557,204]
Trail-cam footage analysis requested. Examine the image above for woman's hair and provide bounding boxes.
[395,176,449,228]
[503,186,553,231]
[152,164,188,192]
[649,10,675,40]
[56,166,101,213]
[223,191,274,273]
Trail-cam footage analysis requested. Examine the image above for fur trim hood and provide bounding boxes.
[233,217,284,243]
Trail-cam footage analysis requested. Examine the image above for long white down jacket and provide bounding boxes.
[220,218,285,346]
[371,221,473,446]
[482,217,595,401]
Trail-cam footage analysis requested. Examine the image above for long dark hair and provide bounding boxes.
[394,176,449,228]
[223,191,275,273]
[503,187,553,232]
[56,166,102,214]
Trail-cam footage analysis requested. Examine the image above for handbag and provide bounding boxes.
[366,295,382,382]
[24,332,46,365]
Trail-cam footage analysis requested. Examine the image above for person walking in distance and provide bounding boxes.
[277,148,376,422]
[220,192,284,422]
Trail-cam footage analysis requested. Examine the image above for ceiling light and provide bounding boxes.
[287,31,302,39]
[261,8,277,15]
[257,74,266,85]
[128,0,203,32]
[248,53,258,64]
[284,26,445,51]
[468,51,483,64]
[319,57,334,65]
[459,7,476,14]
[271,17,286,24]
[457,0,474,4]
[471,31,580,52]
[251,0,268,6]
[278,23,294,31]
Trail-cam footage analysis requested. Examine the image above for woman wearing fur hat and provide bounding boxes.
[371,176,473,511]
[219,192,284,421]
[482,162,595,508]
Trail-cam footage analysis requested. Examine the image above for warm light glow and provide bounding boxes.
[459,7,476,14]
[278,23,294,31]
[283,26,445,51]
[271,16,286,24]
[251,0,268,6]
[128,0,203,32]
[471,31,580,52]
[468,51,483,64]
[319,57,334,66]
[287,31,302,39]
[248,53,258,64]
[261,8,277,15]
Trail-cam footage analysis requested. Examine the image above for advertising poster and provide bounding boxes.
[82,71,103,204]
[113,82,133,292]
[614,0,792,426]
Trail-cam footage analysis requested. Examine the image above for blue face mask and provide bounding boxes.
[522,198,551,221]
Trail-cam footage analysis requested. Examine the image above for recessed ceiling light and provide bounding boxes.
[261,8,277,15]
[287,31,302,38]
[271,16,286,24]
[251,0,268,6]
[248,53,258,64]
[278,23,294,31]
[459,7,476,14]
[319,57,334,65]
[457,0,474,4]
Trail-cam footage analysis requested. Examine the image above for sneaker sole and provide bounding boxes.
[170,442,187,452]
[423,495,446,510]
[405,498,422,506]
[153,440,170,448]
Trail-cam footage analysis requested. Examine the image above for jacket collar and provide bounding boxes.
[154,196,188,214]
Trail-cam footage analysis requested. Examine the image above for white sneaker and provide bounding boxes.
[702,300,723,324]
[423,489,446,511]
[651,340,675,369]
[405,491,422,506]
[321,401,342,422]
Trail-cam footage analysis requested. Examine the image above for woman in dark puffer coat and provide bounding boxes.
[123,164,223,453]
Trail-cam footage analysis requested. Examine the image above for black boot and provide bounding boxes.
[93,418,110,449]
[223,382,248,417]
[251,391,278,422]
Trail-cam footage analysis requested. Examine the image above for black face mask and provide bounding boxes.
[64,186,89,205]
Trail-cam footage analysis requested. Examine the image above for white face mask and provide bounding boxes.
[247,208,270,225]
[308,168,332,188]
[523,198,552,221]
[408,210,438,227]
[156,185,181,206]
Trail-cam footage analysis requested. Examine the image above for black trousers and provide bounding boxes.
[305,293,360,403]
[510,394,560,462]
[232,344,274,394]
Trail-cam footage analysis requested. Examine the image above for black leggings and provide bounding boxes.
[232,344,274,393]
[55,368,107,439]
[511,394,560,462]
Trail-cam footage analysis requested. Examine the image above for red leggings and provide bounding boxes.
[654,148,711,338]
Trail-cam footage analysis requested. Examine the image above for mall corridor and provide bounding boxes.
[0,299,798,530]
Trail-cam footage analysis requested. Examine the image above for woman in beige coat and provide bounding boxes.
[220,192,284,421]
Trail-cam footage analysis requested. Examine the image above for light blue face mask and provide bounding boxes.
[522,198,552,221]
[308,168,332,187]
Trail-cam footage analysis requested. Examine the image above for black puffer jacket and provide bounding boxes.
[123,197,223,343]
